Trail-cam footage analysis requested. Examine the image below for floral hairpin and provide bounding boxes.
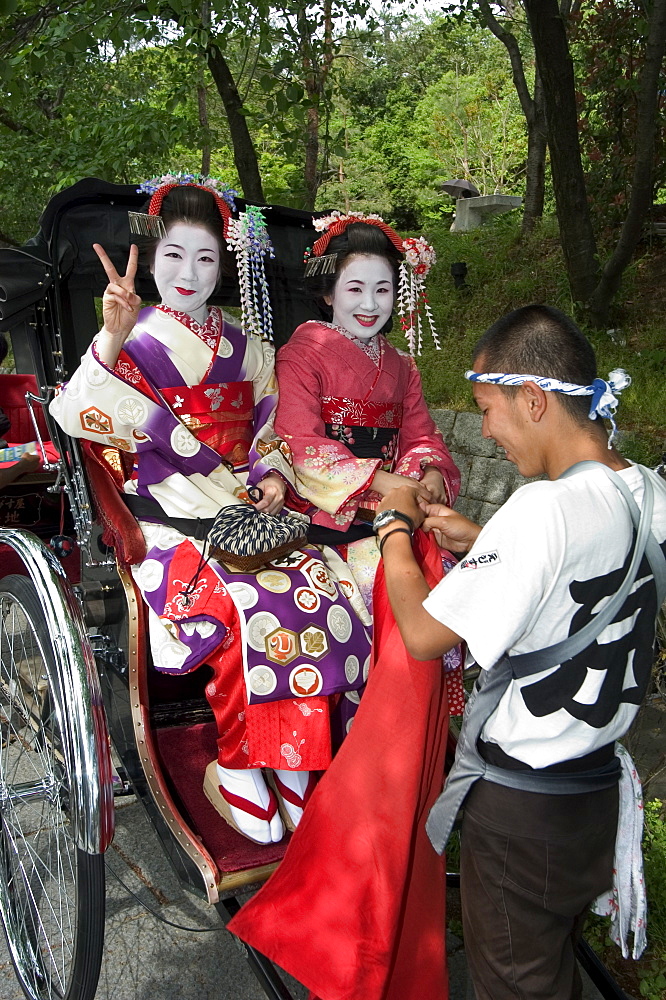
[305,210,440,354]
[137,172,238,212]
[226,205,276,342]
[312,210,385,233]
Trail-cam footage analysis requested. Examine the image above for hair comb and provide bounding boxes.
[128,212,167,238]
[304,253,338,277]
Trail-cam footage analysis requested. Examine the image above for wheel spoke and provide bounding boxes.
[0,575,105,999]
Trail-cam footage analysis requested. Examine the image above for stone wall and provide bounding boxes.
[431,409,543,524]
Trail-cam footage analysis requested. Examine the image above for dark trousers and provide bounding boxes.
[460,778,619,1000]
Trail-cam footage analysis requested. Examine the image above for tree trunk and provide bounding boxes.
[197,68,211,175]
[587,0,666,322]
[303,103,320,211]
[198,2,211,176]
[296,0,334,211]
[522,69,547,233]
[476,2,547,232]
[206,42,264,203]
[523,0,600,303]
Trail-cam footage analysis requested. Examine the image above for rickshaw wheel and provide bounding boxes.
[0,575,105,1000]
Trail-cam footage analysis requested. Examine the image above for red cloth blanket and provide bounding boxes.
[228,531,449,1000]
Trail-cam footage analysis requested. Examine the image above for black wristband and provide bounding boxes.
[372,509,415,534]
[379,526,413,557]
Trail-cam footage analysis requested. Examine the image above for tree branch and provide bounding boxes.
[206,41,264,202]
[477,0,534,121]
[0,107,34,134]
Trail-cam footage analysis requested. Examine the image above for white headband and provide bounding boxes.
[465,368,631,447]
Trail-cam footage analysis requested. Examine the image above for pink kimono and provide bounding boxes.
[275,322,460,530]
[276,321,465,716]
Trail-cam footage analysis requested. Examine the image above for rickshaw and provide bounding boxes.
[0,179,627,1000]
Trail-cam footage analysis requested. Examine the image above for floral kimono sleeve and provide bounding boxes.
[49,339,149,452]
[275,350,382,524]
[393,356,461,506]
[243,336,302,497]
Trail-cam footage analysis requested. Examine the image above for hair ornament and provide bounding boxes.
[130,171,238,241]
[137,172,238,211]
[307,210,439,355]
[128,212,167,239]
[303,251,338,276]
[226,205,276,342]
[130,171,274,343]
[465,368,631,446]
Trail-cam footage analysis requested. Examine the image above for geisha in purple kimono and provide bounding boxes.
[275,213,466,714]
[50,177,371,845]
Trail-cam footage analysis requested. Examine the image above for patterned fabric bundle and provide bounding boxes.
[208,504,310,571]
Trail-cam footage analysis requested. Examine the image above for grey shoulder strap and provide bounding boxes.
[511,461,665,678]
[567,462,666,603]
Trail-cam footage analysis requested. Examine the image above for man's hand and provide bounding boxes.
[253,474,286,514]
[0,451,40,489]
[376,485,426,531]
[422,504,481,554]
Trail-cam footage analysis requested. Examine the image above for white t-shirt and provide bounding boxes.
[423,464,666,768]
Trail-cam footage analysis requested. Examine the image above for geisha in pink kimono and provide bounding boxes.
[275,213,465,714]
[50,177,371,845]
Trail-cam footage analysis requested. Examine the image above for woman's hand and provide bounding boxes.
[375,485,426,532]
[371,469,432,504]
[93,243,142,366]
[253,474,287,515]
[422,504,481,555]
[420,466,448,504]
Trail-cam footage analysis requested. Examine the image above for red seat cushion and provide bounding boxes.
[0,374,50,445]
[81,441,147,566]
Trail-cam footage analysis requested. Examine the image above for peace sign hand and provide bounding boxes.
[93,243,142,366]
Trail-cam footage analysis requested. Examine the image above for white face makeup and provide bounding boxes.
[152,222,221,324]
[327,255,395,340]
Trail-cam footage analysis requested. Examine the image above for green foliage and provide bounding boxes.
[320,14,529,228]
[446,829,461,872]
[642,799,666,954]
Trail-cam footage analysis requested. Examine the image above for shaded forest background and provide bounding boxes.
[1,0,665,456]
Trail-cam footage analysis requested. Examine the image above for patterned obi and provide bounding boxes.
[161,381,254,470]
[320,396,403,472]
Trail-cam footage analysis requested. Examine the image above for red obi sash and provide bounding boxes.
[320,396,403,428]
[161,381,254,469]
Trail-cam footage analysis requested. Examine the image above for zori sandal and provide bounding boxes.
[269,770,319,832]
[203,760,284,845]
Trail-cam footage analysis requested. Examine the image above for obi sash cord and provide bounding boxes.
[228,532,451,1000]
[427,462,666,854]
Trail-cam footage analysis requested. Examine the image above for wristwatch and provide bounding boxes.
[372,509,414,534]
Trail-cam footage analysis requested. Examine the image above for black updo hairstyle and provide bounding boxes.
[140,185,236,286]
[305,222,402,334]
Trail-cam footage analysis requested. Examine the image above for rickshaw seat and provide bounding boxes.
[81,440,147,565]
[0,373,50,444]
